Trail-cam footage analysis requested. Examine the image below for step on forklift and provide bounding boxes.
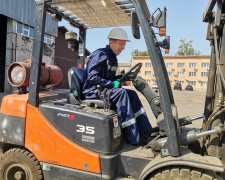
[0,0,225,179]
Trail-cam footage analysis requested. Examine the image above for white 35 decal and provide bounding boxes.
[76,125,95,134]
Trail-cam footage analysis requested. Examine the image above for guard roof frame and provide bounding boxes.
[29,0,181,158]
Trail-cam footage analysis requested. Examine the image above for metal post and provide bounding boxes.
[77,28,87,69]
[203,0,217,22]
[208,2,225,146]
[203,42,216,122]
[131,0,180,157]
[210,29,225,146]
[157,47,175,104]
[28,0,47,107]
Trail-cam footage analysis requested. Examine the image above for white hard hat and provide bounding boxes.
[107,28,130,42]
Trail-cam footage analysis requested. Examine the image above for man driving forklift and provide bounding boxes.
[82,28,152,145]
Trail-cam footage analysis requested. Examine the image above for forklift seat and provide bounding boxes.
[68,67,105,108]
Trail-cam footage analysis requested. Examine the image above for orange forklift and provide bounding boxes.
[0,0,225,179]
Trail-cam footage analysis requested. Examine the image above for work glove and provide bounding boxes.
[124,76,129,81]
[119,75,129,82]
[114,81,120,88]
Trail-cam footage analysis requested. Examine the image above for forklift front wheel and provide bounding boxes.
[146,166,220,180]
[0,148,43,180]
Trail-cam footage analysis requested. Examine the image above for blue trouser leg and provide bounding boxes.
[126,89,152,135]
[108,88,139,144]
[109,88,152,144]
[85,88,152,144]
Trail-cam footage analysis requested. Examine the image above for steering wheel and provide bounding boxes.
[119,63,142,83]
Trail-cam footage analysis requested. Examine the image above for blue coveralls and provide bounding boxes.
[82,45,152,144]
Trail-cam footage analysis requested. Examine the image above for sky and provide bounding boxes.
[59,0,211,63]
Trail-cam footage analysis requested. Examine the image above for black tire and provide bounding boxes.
[0,148,43,180]
[188,141,201,154]
[147,166,220,180]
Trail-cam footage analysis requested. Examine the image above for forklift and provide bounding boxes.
[0,0,225,179]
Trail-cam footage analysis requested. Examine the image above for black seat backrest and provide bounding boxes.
[68,67,107,108]
[68,67,85,101]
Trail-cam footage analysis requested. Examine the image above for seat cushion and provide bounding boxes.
[82,99,105,108]
[74,68,85,83]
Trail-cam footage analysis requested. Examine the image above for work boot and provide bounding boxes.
[138,131,151,146]
[150,127,160,136]
[139,127,160,146]
[139,136,149,146]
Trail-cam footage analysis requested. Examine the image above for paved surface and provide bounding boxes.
[132,87,206,129]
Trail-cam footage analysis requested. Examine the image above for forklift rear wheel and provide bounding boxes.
[147,166,219,180]
[0,148,43,180]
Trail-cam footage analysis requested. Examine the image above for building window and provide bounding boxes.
[145,63,151,67]
[177,72,184,77]
[189,63,196,68]
[201,72,208,77]
[189,81,196,86]
[23,24,29,36]
[30,27,34,38]
[168,72,173,76]
[189,72,196,77]
[177,81,184,85]
[17,22,52,44]
[17,22,34,38]
[201,63,209,68]
[166,63,173,68]
[146,80,151,84]
[201,81,208,86]
[44,34,53,44]
[177,63,185,68]
[17,22,23,34]
[145,71,151,76]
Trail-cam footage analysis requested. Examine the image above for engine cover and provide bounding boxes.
[40,102,123,154]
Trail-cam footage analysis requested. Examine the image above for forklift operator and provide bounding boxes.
[82,28,152,145]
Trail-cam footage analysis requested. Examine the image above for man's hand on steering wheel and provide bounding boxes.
[119,63,142,83]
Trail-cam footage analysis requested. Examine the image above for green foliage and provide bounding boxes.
[176,39,200,56]
[132,49,149,56]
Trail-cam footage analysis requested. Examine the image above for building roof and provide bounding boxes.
[0,0,58,36]
[118,63,131,67]
[58,26,68,34]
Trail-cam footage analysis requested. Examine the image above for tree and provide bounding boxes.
[176,39,200,56]
[132,49,149,56]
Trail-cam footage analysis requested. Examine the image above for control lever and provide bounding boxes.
[97,85,102,98]
[97,85,105,107]
[103,88,108,111]
[179,114,204,126]
[107,90,113,111]
[97,85,111,111]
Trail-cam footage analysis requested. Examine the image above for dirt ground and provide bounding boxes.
[133,87,206,129]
